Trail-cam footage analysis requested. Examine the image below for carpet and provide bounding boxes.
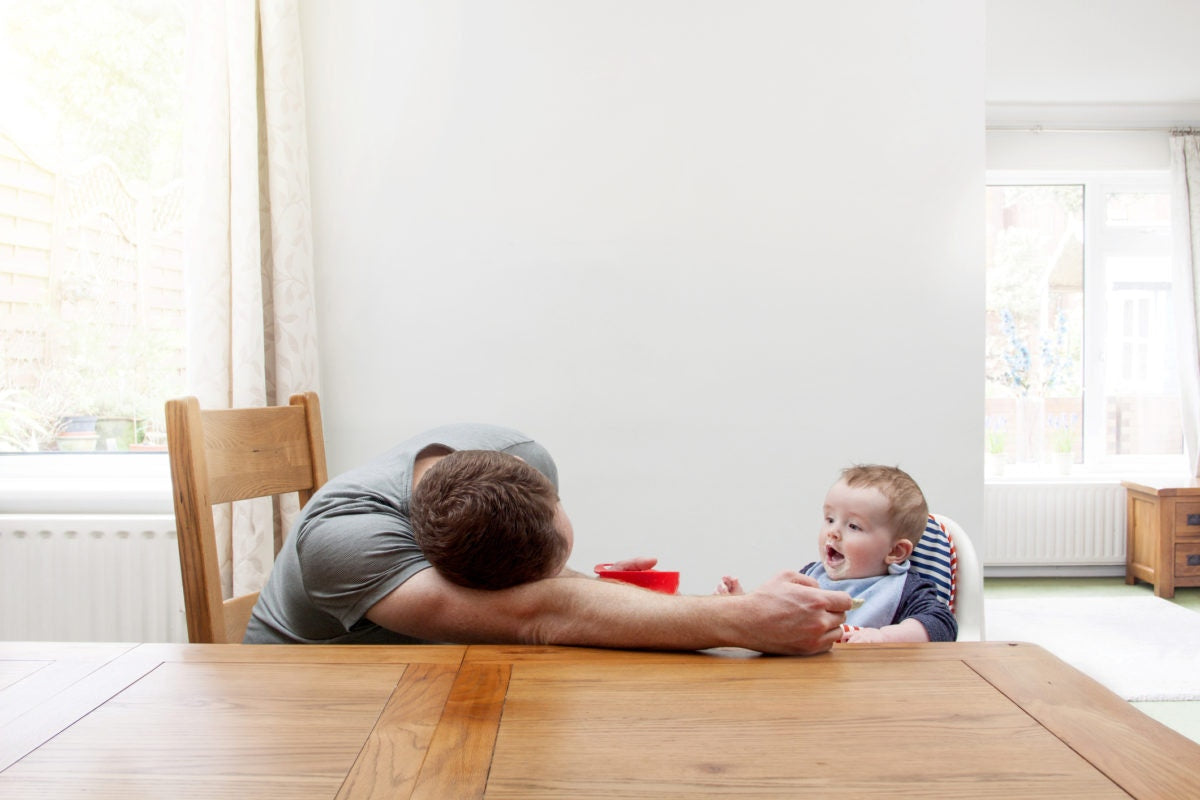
[985,596,1200,702]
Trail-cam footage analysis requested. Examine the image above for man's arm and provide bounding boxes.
[365,567,852,655]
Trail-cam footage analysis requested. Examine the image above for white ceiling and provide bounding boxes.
[986,0,1200,125]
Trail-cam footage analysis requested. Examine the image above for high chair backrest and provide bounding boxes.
[911,513,985,641]
[165,392,328,643]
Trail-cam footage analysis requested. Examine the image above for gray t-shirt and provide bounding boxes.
[243,423,558,644]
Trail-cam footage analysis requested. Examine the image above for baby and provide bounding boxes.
[718,464,956,643]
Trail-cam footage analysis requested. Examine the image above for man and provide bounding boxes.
[244,423,850,654]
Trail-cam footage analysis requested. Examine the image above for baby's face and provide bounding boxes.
[818,480,902,580]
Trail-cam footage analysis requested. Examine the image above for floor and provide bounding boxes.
[985,576,1200,745]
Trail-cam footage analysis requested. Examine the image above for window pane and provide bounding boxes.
[985,185,1084,468]
[986,179,1182,472]
[0,0,184,453]
[1104,255,1181,456]
[1105,192,1170,228]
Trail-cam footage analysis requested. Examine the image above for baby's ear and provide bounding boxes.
[886,538,914,565]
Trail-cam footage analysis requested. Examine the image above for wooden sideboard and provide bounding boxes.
[1124,478,1200,598]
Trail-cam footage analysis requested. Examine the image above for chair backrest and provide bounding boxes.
[909,513,985,641]
[165,392,328,643]
[909,515,956,611]
[930,513,984,641]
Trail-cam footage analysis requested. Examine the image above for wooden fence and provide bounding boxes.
[0,132,184,449]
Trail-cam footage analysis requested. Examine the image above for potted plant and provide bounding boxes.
[11,346,177,452]
[1048,412,1077,474]
[4,260,184,452]
[985,415,1007,476]
[0,387,53,451]
[13,367,102,451]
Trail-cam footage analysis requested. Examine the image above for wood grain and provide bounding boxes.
[199,404,318,504]
[129,642,467,665]
[165,393,327,643]
[2,642,1197,799]
[336,662,460,799]
[483,656,1125,798]
[410,662,510,800]
[0,661,50,698]
[0,660,407,799]
[0,646,158,772]
[968,645,1200,799]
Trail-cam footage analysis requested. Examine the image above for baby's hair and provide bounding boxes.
[840,464,928,545]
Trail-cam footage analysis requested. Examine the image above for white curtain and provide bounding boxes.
[183,0,321,598]
[1171,132,1200,477]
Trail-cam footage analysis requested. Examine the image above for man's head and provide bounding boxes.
[818,464,928,580]
[411,449,572,590]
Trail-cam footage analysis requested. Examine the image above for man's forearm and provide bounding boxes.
[368,567,724,647]
[368,566,849,655]
[513,571,849,655]
[520,575,747,650]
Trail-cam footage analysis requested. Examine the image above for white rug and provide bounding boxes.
[986,596,1200,702]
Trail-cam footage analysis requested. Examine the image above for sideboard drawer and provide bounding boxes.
[1175,502,1200,539]
[1177,543,1200,578]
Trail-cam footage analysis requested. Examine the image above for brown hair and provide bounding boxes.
[411,449,566,590]
[840,464,928,545]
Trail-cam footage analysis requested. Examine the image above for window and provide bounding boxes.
[0,0,184,455]
[985,172,1184,475]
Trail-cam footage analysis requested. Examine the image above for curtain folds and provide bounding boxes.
[1171,133,1200,477]
[184,0,321,598]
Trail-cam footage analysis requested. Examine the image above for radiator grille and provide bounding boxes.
[983,483,1125,565]
[0,515,186,642]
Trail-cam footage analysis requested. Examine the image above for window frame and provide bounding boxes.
[986,169,1186,478]
[0,452,173,514]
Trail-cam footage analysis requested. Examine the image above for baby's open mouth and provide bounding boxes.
[825,545,845,566]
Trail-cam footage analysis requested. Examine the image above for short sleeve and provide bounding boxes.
[502,439,559,490]
[295,510,431,630]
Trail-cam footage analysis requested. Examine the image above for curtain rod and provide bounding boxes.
[987,125,1200,135]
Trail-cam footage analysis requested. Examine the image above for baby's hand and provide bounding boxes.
[842,627,886,644]
[714,575,744,595]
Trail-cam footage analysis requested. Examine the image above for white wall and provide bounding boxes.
[298,1,985,594]
[987,131,1171,172]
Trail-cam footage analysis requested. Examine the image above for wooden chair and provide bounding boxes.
[165,392,328,643]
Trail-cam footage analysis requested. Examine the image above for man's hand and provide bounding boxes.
[606,556,658,571]
[731,570,852,655]
[559,556,659,579]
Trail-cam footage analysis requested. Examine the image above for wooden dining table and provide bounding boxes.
[1,640,1197,798]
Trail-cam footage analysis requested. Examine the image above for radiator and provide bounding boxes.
[0,514,187,642]
[983,482,1126,566]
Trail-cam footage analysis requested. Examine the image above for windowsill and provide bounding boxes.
[0,453,173,514]
[986,462,1190,485]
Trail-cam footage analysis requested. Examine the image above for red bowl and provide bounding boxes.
[594,563,680,594]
